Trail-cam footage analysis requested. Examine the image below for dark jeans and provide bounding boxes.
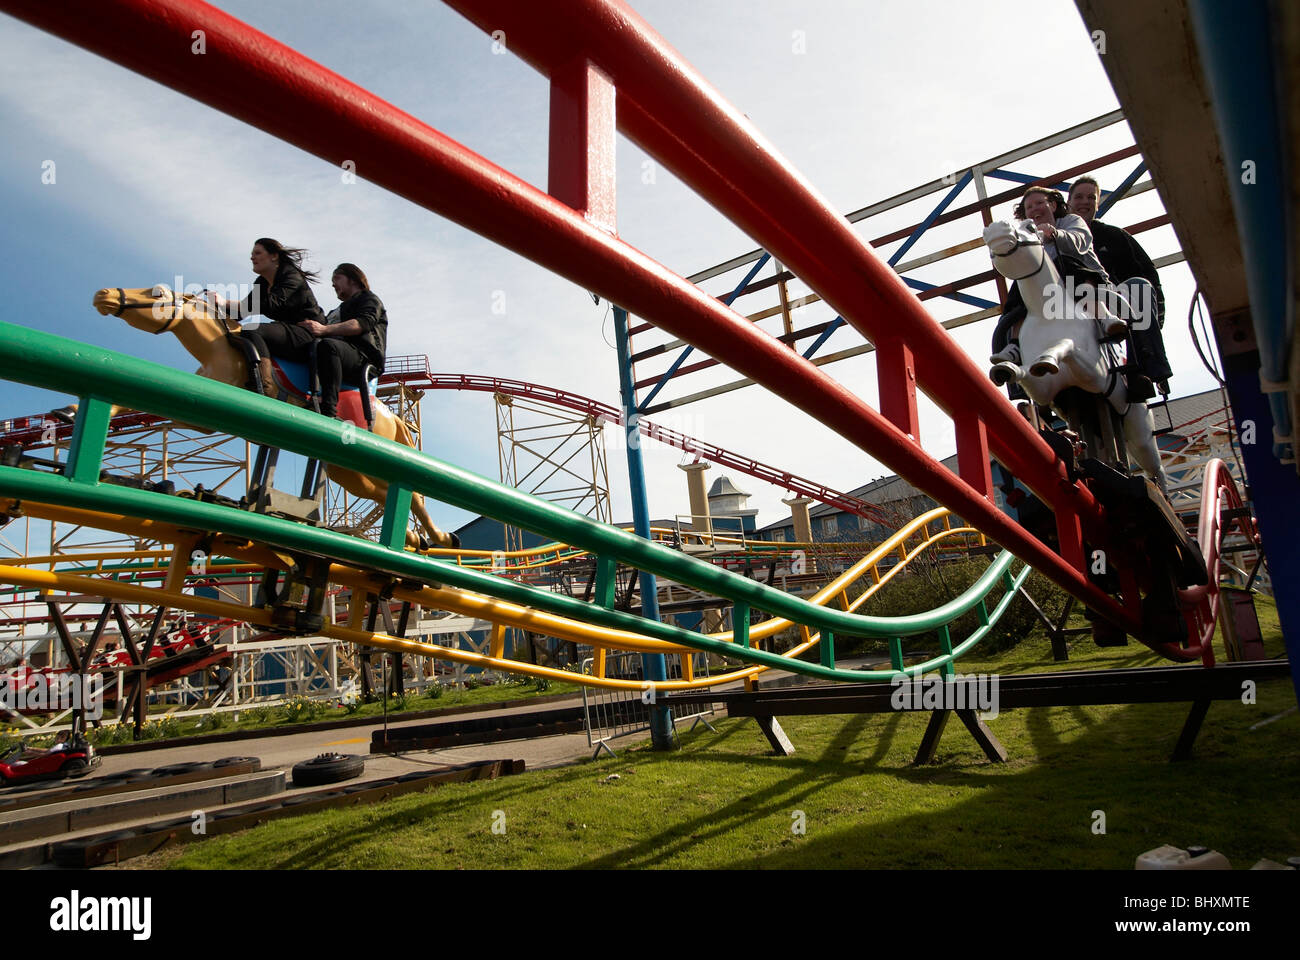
[241,323,371,417]
[240,321,315,365]
[313,338,372,418]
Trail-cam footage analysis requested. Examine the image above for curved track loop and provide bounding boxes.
[0,505,1022,691]
[1177,459,1259,665]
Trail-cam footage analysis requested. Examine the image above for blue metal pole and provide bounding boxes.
[612,305,675,749]
[1187,0,1300,703]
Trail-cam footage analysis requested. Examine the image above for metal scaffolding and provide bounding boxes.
[495,390,612,553]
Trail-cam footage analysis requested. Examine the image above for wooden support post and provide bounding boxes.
[1171,699,1212,761]
[46,599,82,672]
[1050,596,1075,662]
[914,710,951,764]
[956,709,1007,762]
[391,600,411,695]
[753,714,795,756]
[125,608,167,734]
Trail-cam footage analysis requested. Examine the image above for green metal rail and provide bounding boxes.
[0,322,1030,680]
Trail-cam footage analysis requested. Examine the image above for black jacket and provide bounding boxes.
[1089,219,1165,327]
[336,289,388,368]
[239,263,325,324]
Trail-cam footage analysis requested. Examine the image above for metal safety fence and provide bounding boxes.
[580,651,716,758]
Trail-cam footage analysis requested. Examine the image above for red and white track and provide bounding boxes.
[0,366,893,526]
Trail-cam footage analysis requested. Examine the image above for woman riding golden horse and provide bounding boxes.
[208,237,326,397]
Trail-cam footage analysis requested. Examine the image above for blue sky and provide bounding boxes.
[0,0,1216,545]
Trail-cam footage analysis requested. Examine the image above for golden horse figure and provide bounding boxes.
[76,284,457,550]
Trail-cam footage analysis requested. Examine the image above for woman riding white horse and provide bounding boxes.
[983,187,1166,490]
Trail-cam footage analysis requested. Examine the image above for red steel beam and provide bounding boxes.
[0,0,1150,642]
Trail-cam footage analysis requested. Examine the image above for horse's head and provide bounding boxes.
[983,218,1042,257]
[91,285,238,335]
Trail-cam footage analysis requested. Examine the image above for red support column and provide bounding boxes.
[1056,506,1085,571]
[548,57,617,234]
[954,411,993,500]
[877,337,919,440]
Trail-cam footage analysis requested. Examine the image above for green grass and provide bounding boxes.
[169,597,1297,869]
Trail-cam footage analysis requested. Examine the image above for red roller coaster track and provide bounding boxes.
[384,361,894,526]
[0,364,893,527]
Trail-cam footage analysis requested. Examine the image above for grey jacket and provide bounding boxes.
[1045,213,1110,283]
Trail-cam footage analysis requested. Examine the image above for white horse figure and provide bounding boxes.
[984,219,1167,491]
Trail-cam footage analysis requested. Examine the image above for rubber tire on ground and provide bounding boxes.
[152,761,214,777]
[280,790,346,806]
[214,802,281,821]
[52,830,138,867]
[291,753,364,787]
[75,778,123,792]
[147,817,195,833]
[213,756,261,771]
[61,759,89,779]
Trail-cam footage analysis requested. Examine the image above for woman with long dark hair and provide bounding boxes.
[212,238,327,394]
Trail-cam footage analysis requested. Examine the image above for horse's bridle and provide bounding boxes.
[113,286,183,334]
[990,229,1048,282]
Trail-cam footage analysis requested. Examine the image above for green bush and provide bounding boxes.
[281,695,326,723]
[154,715,181,740]
[424,682,444,701]
[0,725,23,754]
[245,705,276,724]
[198,710,228,731]
[833,559,1068,661]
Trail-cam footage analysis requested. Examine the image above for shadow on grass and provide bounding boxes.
[558,677,1299,870]
[175,646,1299,870]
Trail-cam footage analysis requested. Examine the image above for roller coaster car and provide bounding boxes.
[1007,388,1208,648]
[0,735,100,787]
